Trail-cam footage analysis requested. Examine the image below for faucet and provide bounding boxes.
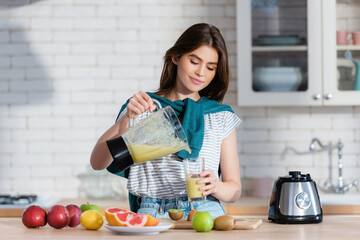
[282,138,357,194]
[309,137,326,151]
[309,138,358,194]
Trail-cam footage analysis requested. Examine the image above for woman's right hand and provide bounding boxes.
[91,91,156,170]
[126,91,157,119]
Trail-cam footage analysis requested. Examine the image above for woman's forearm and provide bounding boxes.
[210,130,242,203]
[211,180,242,203]
[90,114,129,170]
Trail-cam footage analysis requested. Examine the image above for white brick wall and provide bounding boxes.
[0,0,359,199]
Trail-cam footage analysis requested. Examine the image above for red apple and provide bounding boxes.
[47,205,70,229]
[66,204,82,227]
[22,205,47,228]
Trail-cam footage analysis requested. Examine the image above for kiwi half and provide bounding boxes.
[168,209,184,220]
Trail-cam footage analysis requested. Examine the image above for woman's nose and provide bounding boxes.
[195,65,205,76]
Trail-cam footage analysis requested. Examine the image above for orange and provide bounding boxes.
[187,209,198,221]
[114,211,136,226]
[105,208,127,226]
[126,213,148,227]
[145,214,159,226]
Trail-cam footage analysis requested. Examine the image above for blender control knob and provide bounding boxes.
[296,192,311,209]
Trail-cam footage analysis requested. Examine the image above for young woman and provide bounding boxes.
[90,23,242,219]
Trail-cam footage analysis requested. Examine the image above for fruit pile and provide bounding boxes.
[168,208,254,232]
[22,203,103,230]
[105,207,159,227]
[168,209,214,232]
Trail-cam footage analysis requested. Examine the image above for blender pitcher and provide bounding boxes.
[106,100,191,172]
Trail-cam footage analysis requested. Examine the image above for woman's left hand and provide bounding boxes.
[198,169,219,196]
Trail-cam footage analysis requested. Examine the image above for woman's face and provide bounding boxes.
[172,45,218,96]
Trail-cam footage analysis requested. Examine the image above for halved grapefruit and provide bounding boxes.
[145,214,159,226]
[105,208,128,226]
[114,211,137,227]
[126,213,148,227]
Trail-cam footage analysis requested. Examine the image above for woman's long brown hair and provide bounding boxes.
[155,23,229,103]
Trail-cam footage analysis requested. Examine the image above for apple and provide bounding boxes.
[66,204,82,227]
[47,205,70,229]
[22,205,47,228]
[80,202,101,213]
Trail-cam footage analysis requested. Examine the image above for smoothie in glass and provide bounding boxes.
[183,157,206,201]
[186,177,205,200]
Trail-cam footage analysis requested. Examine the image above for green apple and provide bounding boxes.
[80,202,101,213]
[192,211,214,232]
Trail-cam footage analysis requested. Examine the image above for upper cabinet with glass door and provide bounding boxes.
[237,0,322,106]
[323,0,360,105]
[237,0,360,106]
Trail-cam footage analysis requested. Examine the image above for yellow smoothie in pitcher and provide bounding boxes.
[127,144,182,163]
[186,178,205,200]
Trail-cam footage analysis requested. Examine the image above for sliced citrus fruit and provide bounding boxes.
[126,213,148,227]
[105,207,128,226]
[114,211,136,227]
[145,214,160,226]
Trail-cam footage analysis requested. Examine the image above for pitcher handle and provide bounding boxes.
[129,99,162,128]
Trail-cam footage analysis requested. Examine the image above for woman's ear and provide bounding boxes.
[171,56,179,65]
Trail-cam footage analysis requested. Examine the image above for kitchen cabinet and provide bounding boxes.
[237,0,360,106]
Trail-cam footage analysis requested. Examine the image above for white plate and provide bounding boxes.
[104,223,173,235]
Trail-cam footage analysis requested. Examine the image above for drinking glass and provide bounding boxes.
[183,157,206,202]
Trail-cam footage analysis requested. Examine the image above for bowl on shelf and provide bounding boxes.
[253,67,302,92]
[253,35,304,46]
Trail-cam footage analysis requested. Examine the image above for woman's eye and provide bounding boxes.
[207,67,215,71]
[190,60,198,65]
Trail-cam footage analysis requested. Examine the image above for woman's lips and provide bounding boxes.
[190,77,203,85]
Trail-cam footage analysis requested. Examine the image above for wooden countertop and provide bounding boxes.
[2,215,360,240]
[2,197,360,217]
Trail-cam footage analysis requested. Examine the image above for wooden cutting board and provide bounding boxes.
[160,218,262,230]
